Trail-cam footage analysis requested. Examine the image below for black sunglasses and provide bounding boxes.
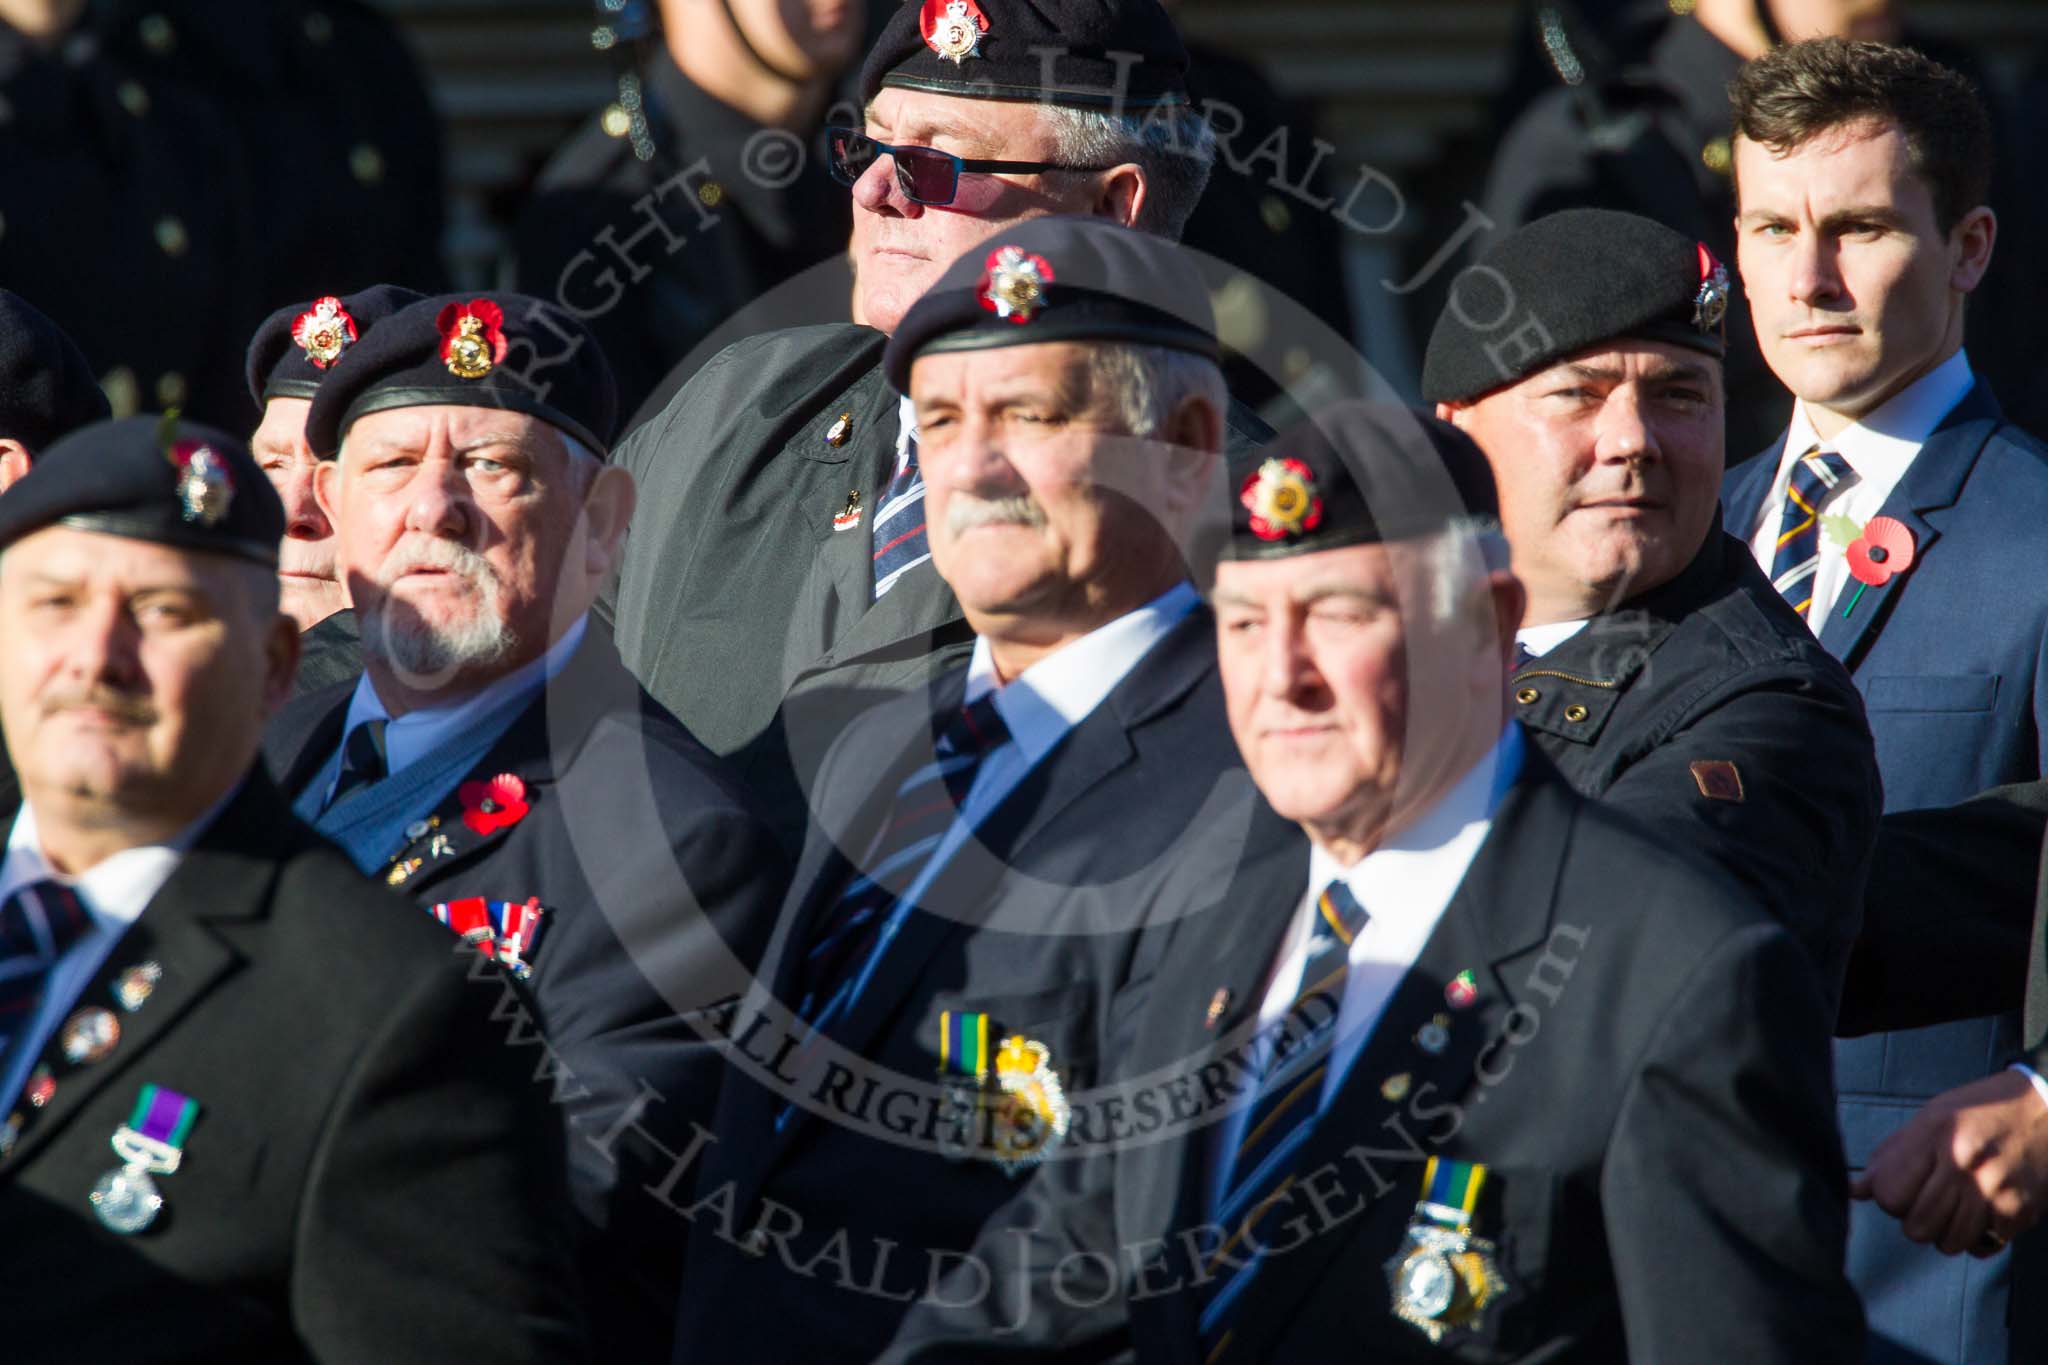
[824,127,1111,206]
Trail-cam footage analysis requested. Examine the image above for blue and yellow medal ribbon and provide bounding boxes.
[938,1011,990,1080]
[1419,1155,1487,1230]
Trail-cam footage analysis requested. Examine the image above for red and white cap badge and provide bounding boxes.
[438,299,507,380]
[921,0,989,64]
[979,244,1054,324]
[291,296,358,369]
[1693,242,1730,333]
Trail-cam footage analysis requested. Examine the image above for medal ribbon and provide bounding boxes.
[1419,1156,1487,1230]
[938,1010,989,1080]
[112,1084,199,1173]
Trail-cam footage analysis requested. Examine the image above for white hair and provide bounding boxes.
[1038,103,1217,240]
[1084,343,1227,438]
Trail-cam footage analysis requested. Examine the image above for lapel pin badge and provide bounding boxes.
[833,489,863,531]
[825,411,853,447]
[1445,970,1478,1011]
[1416,1012,1452,1056]
[1205,987,1231,1029]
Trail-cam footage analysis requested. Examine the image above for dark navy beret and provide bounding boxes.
[303,292,619,458]
[859,0,1190,111]
[884,215,1218,391]
[1225,401,1500,561]
[1421,208,1730,405]
[0,290,111,455]
[244,284,425,406]
[0,415,284,567]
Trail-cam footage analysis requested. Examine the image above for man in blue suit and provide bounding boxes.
[1721,37,2048,1365]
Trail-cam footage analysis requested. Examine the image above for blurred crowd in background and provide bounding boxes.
[7,0,2046,459]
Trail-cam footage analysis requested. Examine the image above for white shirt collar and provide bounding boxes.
[0,781,238,929]
[962,582,1201,765]
[340,614,589,781]
[1784,347,1974,473]
[1515,618,1590,658]
[894,393,918,479]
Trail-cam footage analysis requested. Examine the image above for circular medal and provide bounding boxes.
[1398,1247,1459,1320]
[60,1007,121,1065]
[113,961,163,1013]
[90,1164,163,1234]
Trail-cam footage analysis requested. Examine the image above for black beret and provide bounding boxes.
[0,415,284,567]
[243,284,425,406]
[884,215,1217,391]
[303,292,619,459]
[1420,208,1730,405]
[859,0,1189,111]
[1225,401,1499,561]
[0,290,111,455]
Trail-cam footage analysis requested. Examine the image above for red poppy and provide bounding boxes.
[1846,516,1916,586]
[458,772,529,836]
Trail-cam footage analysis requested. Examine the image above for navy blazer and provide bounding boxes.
[1724,380,2048,1365]
[1723,381,2048,810]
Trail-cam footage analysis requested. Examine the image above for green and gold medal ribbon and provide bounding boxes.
[938,1011,990,1080]
[1418,1155,1488,1230]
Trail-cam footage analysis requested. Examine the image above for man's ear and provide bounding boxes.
[312,458,340,527]
[1951,205,1997,295]
[1094,165,1147,229]
[0,439,33,493]
[259,607,302,718]
[578,464,637,579]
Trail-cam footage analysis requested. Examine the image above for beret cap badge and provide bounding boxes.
[1693,243,1730,334]
[165,439,234,527]
[438,299,508,381]
[1241,457,1324,542]
[921,0,988,64]
[290,296,358,369]
[980,245,1054,325]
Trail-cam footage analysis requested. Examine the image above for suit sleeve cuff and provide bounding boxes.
[2007,1063,2048,1113]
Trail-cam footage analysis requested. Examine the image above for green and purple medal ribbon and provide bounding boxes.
[128,1083,198,1155]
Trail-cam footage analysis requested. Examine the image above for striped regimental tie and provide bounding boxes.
[1768,446,1858,621]
[1198,878,1370,1360]
[871,436,931,600]
[793,695,1011,1038]
[0,881,91,1069]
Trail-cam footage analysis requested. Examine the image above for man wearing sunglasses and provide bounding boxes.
[601,0,1271,850]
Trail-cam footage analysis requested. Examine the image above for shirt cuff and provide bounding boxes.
[2007,1063,2048,1113]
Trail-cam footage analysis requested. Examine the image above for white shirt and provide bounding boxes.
[322,613,589,805]
[0,788,232,1107]
[891,393,918,482]
[1209,723,1523,1212]
[1516,619,1590,659]
[1746,348,1975,628]
[834,582,1201,1016]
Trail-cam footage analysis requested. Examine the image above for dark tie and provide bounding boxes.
[1768,446,1858,621]
[796,695,1011,1033]
[0,880,92,1065]
[326,718,389,810]
[1199,878,1371,1349]
[871,435,930,600]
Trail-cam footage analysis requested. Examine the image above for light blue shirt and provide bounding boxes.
[0,785,234,1108]
[318,614,590,807]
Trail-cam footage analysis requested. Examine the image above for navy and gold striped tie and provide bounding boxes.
[1768,446,1857,620]
[1199,878,1370,1357]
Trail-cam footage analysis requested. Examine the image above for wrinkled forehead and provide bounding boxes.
[0,522,237,595]
[1212,540,1404,604]
[338,403,573,462]
[864,87,1053,155]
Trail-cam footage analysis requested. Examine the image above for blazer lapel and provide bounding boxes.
[1215,767,1572,1348]
[263,684,350,798]
[1721,438,1784,540]
[1817,382,2006,667]
[0,774,294,1174]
